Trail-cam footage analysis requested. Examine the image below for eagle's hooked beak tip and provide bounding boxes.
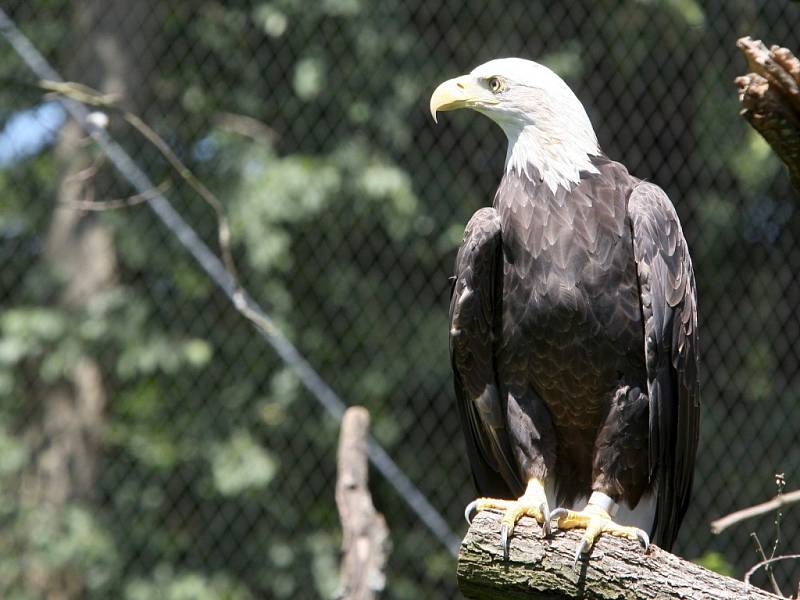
[430,75,477,124]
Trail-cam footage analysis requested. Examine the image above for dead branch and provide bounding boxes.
[60,180,170,211]
[40,79,240,283]
[746,555,800,588]
[711,489,800,535]
[212,111,277,144]
[335,407,391,600]
[458,510,779,599]
[735,37,800,192]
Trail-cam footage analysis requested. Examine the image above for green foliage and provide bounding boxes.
[0,502,120,597]
[0,0,797,598]
[692,551,735,577]
[125,568,253,600]
[660,0,706,28]
[210,430,278,496]
[732,131,782,192]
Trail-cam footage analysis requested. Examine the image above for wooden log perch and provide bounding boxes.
[735,36,800,192]
[335,407,391,600]
[457,511,779,599]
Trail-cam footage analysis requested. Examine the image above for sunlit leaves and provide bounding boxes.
[252,4,289,38]
[539,41,584,81]
[732,130,782,193]
[210,431,278,496]
[125,569,254,600]
[117,337,212,378]
[293,57,326,102]
[0,505,120,595]
[692,551,735,577]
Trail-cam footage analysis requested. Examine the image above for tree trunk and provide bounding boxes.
[335,407,391,600]
[457,511,779,600]
[19,1,162,597]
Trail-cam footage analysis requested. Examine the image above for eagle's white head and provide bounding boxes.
[430,58,600,193]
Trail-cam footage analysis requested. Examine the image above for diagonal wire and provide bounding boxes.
[0,7,461,557]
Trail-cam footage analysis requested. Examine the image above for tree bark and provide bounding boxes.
[457,511,778,600]
[735,37,800,192]
[23,0,163,513]
[335,407,391,600]
[18,2,163,597]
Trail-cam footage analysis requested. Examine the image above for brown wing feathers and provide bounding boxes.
[629,182,700,548]
[450,207,523,497]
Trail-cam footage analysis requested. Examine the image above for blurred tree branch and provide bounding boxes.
[335,407,391,600]
[39,78,240,284]
[711,489,800,535]
[735,37,800,192]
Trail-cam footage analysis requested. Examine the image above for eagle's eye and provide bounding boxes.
[488,77,503,93]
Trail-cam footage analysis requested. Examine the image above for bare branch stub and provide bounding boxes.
[735,36,800,192]
[335,407,391,600]
[711,488,800,535]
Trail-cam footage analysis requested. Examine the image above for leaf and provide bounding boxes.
[210,431,278,496]
[692,551,734,577]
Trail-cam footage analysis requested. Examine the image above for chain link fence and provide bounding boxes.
[1,1,799,598]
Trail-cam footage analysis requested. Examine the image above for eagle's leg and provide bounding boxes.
[551,385,650,567]
[551,493,649,567]
[465,478,550,559]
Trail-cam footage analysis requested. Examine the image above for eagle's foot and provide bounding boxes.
[551,493,649,569]
[464,478,550,560]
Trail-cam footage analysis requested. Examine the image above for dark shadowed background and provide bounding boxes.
[1,1,799,598]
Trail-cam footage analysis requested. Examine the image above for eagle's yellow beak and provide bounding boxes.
[430,75,494,123]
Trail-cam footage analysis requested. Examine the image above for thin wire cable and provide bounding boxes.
[0,8,461,556]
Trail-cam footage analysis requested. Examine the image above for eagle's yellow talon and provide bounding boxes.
[553,505,650,563]
[463,478,551,559]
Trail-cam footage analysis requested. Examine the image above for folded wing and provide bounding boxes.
[450,207,522,498]
[628,182,700,549]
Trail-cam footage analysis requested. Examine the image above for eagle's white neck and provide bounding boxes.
[465,57,602,193]
[503,122,600,194]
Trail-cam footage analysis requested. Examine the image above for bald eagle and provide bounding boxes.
[431,58,699,562]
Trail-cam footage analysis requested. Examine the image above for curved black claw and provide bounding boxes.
[549,507,568,530]
[464,500,480,525]
[540,503,552,537]
[573,538,591,570]
[636,529,650,553]
[500,523,510,560]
